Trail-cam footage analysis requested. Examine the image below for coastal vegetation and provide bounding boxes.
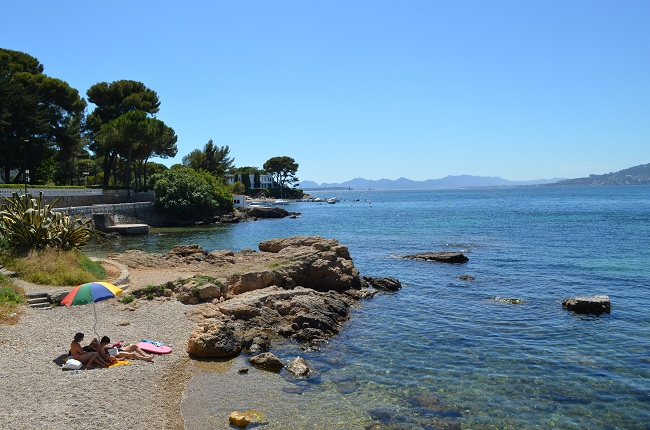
[0,192,103,255]
[1,47,304,215]
[0,274,23,324]
[2,249,105,286]
[149,167,234,219]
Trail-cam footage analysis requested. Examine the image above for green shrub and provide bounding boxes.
[0,286,23,305]
[0,276,24,324]
[149,167,233,219]
[120,294,135,304]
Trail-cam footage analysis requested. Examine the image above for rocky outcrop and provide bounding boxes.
[562,295,611,314]
[110,236,400,363]
[401,252,469,264]
[226,236,361,296]
[186,321,242,358]
[214,286,351,343]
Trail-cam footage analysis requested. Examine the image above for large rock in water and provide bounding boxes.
[562,295,611,314]
[244,206,292,219]
[401,252,469,264]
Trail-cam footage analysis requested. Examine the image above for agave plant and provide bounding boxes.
[0,192,103,255]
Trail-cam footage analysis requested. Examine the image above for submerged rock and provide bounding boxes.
[249,352,284,372]
[562,295,611,314]
[491,297,526,304]
[401,252,469,264]
[229,411,251,427]
[363,276,402,291]
[286,356,313,377]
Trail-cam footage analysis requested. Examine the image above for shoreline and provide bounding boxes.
[1,236,371,429]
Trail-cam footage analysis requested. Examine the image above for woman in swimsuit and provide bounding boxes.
[69,333,105,369]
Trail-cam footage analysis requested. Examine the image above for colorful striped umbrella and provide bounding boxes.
[61,282,123,306]
[61,282,123,337]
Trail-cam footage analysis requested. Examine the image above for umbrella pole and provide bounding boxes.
[93,300,99,340]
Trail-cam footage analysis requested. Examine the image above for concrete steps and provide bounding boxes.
[25,293,52,309]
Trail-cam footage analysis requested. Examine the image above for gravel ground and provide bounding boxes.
[0,294,194,429]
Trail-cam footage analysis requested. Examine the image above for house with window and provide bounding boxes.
[232,194,247,208]
[226,173,274,189]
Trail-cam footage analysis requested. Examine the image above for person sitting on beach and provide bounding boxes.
[95,336,119,365]
[69,333,106,369]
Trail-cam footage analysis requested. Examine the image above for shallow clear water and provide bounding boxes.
[88,186,650,429]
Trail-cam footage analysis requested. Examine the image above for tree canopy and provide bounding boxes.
[95,110,177,190]
[86,80,167,187]
[182,139,234,178]
[263,156,299,190]
[0,48,86,185]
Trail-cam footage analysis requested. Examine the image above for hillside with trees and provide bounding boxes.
[553,163,650,186]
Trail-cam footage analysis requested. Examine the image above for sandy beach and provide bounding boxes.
[0,264,195,430]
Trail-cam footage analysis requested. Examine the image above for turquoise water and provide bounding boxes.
[91,186,650,429]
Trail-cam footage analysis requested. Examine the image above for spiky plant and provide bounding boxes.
[0,193,103,255]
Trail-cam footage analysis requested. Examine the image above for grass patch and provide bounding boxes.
[3,249,106,286]
[0,275,24,325]
[182,275,219,286]
[266,258,292,269]
[120,294,135,304]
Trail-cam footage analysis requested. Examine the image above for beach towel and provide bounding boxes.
[107,360,131,368]
[140,339,165,347]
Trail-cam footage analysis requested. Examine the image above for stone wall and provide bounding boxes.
[62,202,164,226]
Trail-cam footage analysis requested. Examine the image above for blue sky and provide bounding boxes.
[2,1,649,183]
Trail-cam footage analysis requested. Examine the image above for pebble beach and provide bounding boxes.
[0,283,194,429]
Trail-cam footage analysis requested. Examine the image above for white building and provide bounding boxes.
[226,173,274,189]
[232,194,247,208]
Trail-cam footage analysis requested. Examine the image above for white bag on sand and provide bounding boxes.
[62,357,82,370]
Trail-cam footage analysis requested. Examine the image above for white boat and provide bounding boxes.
[248,201,272,208]
[327,197,340,202]
[273,199,290,205]
[326,198,337,204]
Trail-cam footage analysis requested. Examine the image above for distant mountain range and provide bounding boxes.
[301,163,650,190]
[300,175,564,190]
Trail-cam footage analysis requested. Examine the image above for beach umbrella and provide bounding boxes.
[61,282,123,338]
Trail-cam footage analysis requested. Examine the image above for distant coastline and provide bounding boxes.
[303,162,650,190]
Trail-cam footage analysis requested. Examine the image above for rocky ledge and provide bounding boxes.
[113,236,397,361]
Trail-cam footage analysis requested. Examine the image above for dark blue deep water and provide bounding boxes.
[92,186,650,429]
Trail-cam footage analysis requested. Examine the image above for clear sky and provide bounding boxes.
[2,0,649,183]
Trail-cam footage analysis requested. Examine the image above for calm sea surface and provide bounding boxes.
[89,186,650,429]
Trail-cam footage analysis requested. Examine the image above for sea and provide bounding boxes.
[88,186,650,429]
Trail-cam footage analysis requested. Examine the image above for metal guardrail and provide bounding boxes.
[0,188,102,197]
[0,188,155,197]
